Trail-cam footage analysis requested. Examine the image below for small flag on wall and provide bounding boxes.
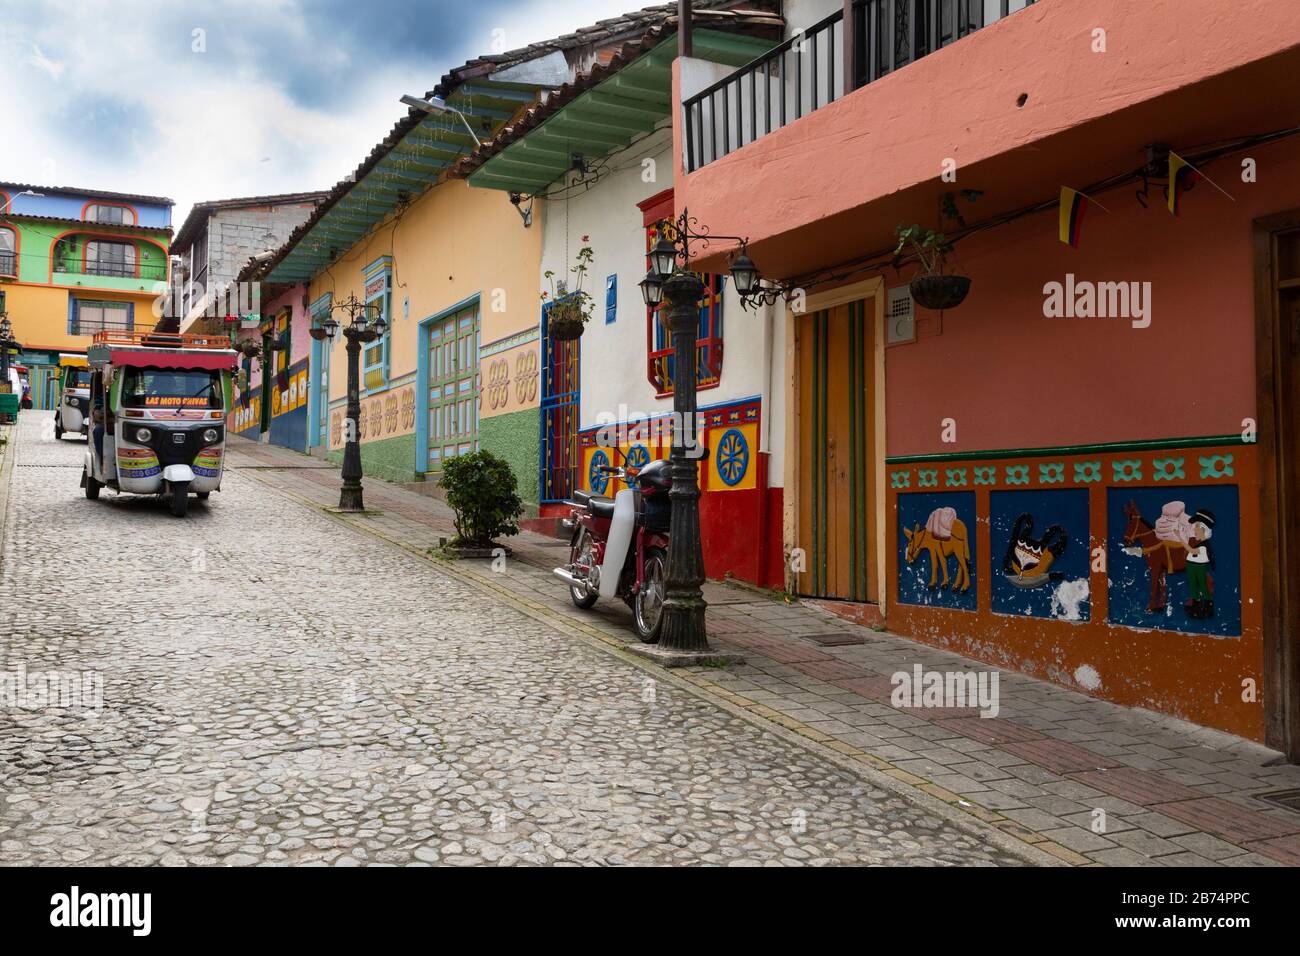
[1059,187,1088,247]
[1168,151,1201,215]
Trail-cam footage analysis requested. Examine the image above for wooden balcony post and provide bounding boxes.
[679,0,693,57]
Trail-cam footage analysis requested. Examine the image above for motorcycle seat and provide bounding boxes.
[572,488,616,519]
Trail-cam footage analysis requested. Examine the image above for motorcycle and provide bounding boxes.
[552,458,672,642]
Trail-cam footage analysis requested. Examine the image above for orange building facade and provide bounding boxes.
[672,0,1300,755]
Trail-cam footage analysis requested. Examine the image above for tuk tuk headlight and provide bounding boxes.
[134,427,153,443]
[202,428,220,444]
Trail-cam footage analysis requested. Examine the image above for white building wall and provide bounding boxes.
[538,131,781,486]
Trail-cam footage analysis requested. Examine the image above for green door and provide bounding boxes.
[425,303,480,470]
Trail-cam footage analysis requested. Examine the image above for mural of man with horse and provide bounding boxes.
[1121,499,1214,616]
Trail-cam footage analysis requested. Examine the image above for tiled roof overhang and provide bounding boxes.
[457,19,782,194]
[0,182,174,206]
[0,212,173,238]
[250,0,775,285]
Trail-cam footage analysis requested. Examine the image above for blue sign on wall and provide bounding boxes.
[897,491,977,611]
[990,489,1091,622]
[1106,485,1241,637]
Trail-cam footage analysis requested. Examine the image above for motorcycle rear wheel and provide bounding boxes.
[568,528,599,609]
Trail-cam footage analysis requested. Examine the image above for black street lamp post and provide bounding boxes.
[310,293,384,513]
[0,311,13,386]
[639,209,762,655]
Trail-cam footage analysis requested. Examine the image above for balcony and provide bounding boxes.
[54,258,167,282]
[683,0,1038,173]
[675,0,1300,281]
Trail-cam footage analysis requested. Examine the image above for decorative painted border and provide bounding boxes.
[887,434,1246,465]
[480,326,540,359]
[889,441,1247,492]
[577,394,762,447]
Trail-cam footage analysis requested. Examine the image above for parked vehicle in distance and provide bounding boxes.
[82,330,238,517]
[54,356,91,440]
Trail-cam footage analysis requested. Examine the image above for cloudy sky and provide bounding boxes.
[0,0,651,225]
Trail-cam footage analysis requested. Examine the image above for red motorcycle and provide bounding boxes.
[552,458,672,642]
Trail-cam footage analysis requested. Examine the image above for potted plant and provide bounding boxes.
[541,238,594,340]
[893,190,981,310]
[437,450,525,557]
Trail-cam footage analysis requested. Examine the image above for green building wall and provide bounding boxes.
[326,432,418,485]
[481,407,540,512]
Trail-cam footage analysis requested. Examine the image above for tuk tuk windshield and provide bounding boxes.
[121,368,223,409]
[63,368,91,390]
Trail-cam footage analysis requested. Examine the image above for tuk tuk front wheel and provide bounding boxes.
[169,482,190,517]
[54,418,63,440]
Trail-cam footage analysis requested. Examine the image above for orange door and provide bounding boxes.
[796,299,876,601]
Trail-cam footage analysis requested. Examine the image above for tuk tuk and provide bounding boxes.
[81,330,238,517]
[54,355,91,440]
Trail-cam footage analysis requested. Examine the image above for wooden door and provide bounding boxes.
[796,298,876,601]
[1259,220,1300,760]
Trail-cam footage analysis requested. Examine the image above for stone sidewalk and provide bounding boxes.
[228,436,1300,866]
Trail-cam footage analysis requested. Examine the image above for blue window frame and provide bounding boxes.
[605,274,617,324]
[362,269,391,391]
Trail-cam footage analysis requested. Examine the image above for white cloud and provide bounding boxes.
[0,0,662,226]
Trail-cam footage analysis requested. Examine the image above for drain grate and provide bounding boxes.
[1256,788,1300,813]
[804,632,868,647]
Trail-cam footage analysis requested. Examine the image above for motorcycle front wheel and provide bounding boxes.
[568,527,599,609]
[634,547,667,644]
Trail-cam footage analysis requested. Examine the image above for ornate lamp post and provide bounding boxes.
[638,209,762,656]
[310,293,384,512]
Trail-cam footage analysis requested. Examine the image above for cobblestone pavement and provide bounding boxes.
[0,412,1033,866]
[228,433,1300,868]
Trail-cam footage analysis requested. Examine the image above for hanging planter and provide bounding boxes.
[893,190,982,312]
[909,274,972,310]
[547,294,589,340]
[542,238,595,340]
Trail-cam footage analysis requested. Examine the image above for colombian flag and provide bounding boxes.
[1168,151,1200,215]
[1059,187,1087,247]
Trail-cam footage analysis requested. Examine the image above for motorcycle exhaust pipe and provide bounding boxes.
[552,566,586,589]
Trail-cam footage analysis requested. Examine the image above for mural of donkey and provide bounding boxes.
[904,507,972,591]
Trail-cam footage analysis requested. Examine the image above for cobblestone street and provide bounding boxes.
[0,412,1032,866]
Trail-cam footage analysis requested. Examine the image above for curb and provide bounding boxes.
[240,466,1069,866]
[0,422,15,576]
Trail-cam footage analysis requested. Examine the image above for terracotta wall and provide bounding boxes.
[878,138,1300,741]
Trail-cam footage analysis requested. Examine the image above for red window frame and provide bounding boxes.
[638,189,723,398]
[80,201,139,226]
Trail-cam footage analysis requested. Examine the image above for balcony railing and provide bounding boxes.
[55,259,168,281]
[683,0,1038,172]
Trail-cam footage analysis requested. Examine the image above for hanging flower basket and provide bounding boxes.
[548,296,588,340]
[909,274,971,311]
[542,239,595,340]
